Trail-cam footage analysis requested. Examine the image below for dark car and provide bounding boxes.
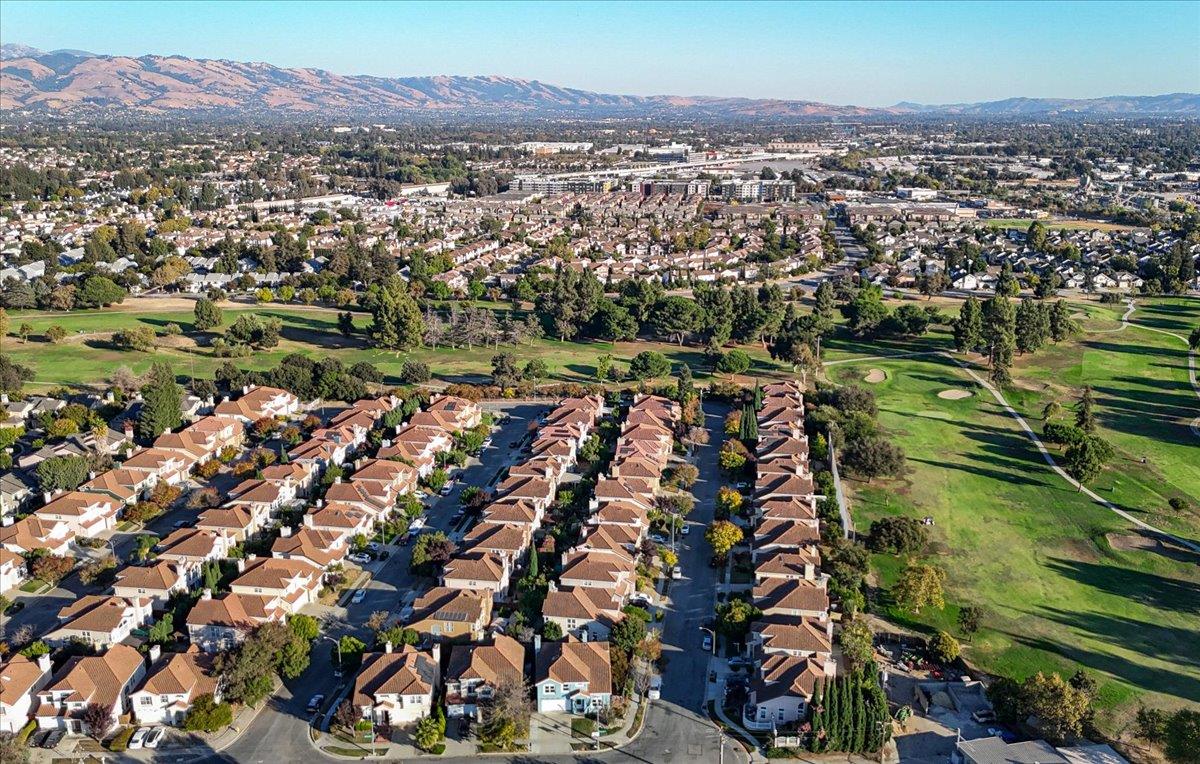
[41,729,65,749]
[28,730,51,748]
[4,600,25,615]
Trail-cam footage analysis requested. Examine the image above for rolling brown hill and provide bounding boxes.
[2,45,1195,119]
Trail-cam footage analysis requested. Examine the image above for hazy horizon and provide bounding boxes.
[3,0,1198,106]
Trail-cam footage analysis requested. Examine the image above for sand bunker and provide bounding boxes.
[1070,311,1088,319]
[937,389,973,400]
[864,369,886,384]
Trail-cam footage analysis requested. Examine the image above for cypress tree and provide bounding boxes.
[738,403,758,443]
[852,671,867,753]
[526,543,539,579]
[828,675,844,750]
[137,362,182,441]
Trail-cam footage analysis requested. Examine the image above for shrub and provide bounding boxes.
[865,516,927,555]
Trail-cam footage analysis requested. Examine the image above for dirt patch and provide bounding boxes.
[864,369,887,384]
[157,334,197,349]
[937,389,973,400]
[1108,532,1200,564]
[1070,312,1088,319]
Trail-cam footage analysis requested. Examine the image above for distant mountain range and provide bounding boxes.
[2,43,1197,119]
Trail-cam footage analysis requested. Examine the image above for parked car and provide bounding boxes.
[306,694,325,714]
[4,600,25,615]
[129,727,149,749]
[629,593,653,606]
[348,553,373,565]
[648,675,662,700]
[671,566,682,580]
[41,730,64,749]
[144,727,165,749]
[680,525,690,536]
[649,533,666,544]
[28,730,50,748]
[439,484,452,496]
[701,634,713,652]
[366,542,381,552]
[172,519,189,528]
[410,518,426,531]
[351,590,366,604]
[728,656,752,670]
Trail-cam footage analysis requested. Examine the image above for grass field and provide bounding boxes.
[831,293,1200,734]
[836,353,1200,734]
[1,300,791,390]
[983,217,1142,233]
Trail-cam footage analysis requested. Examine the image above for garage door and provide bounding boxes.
[540,697,567,713]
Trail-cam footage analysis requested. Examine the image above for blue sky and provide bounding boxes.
[3,1,1198,105]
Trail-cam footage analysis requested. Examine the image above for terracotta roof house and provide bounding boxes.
[35,490,121,539]
[157,529,233,578]
[0,653,53,734]
[229,556,321,614]
[445,635,525,718]
[113,560,188,609]
[186,590,286,653]
[461,522,532,568]
[195,506,261,543]
[558,548,636,601]
[351,644,441,726]
[0,547,26,593]
[442,552,511,601]
[0,515,73,555]
[542,584,624,642]
[744,654,828,731]
[534,638,612,714]
[213,385,301,422]
[748,615,833,660]
[130,646,219,726]
[753,577,830,620]
[405,586,493,642]
[754,518,821,554]
[80,467,156,505]
[48,595,154,649]
[120,447,197,486]
[35,644,147,735]
[271,526,348,570]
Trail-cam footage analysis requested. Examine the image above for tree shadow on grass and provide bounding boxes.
[1041,557,1200,615]
[908,456,1048,489]
[1032,606,1200,672]
[1005,632,1200,704]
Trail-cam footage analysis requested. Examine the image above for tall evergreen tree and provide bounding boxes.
[370,275,424,350]
[983,295,1016,385]
[738,403,758,443]
[1015,298,1049,354]
[1075,385,1096,432]
[953,296,984,353]
[137,362,182,441]
[1048,299,1079,343]
[814,281,836,320]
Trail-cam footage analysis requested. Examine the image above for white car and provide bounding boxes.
[671,565,682,580]
[129,727,149,749]
[144,727,165,749]
[680,525,690,536]
[648,675,663,700]
[649,533,666,544]
[351,589,366,604]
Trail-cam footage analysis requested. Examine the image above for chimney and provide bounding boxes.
[384,640,393,654]
[236,558,247,572]
[36,653,52,674]
[805,563,815,580]
[242,385,250,395]
[580,630,588,643]
[546,580,557,593]
[280,526,292,538]
[201,588,213,601]
[431,642,441,664]
[315,499,324,508]
[334,476,342,484]
[123,420,134,438]
[533,634,541,653]
[148,644,162,664]
[88,471,96,481]
[826,620,834,640]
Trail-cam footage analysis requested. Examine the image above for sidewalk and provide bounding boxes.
[313,696,647,759]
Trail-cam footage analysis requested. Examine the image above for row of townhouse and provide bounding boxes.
[0,386,314,737]
[347,395,597,728]
[531,394,679,715]
[185,394,410,651]
[0,398,261,593]
[740,381,837,734]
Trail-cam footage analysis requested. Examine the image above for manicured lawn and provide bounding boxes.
[5,302,791,390]
[983,218,1141,233]
[834,352,1200,734]
[1005,296,1200,539]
